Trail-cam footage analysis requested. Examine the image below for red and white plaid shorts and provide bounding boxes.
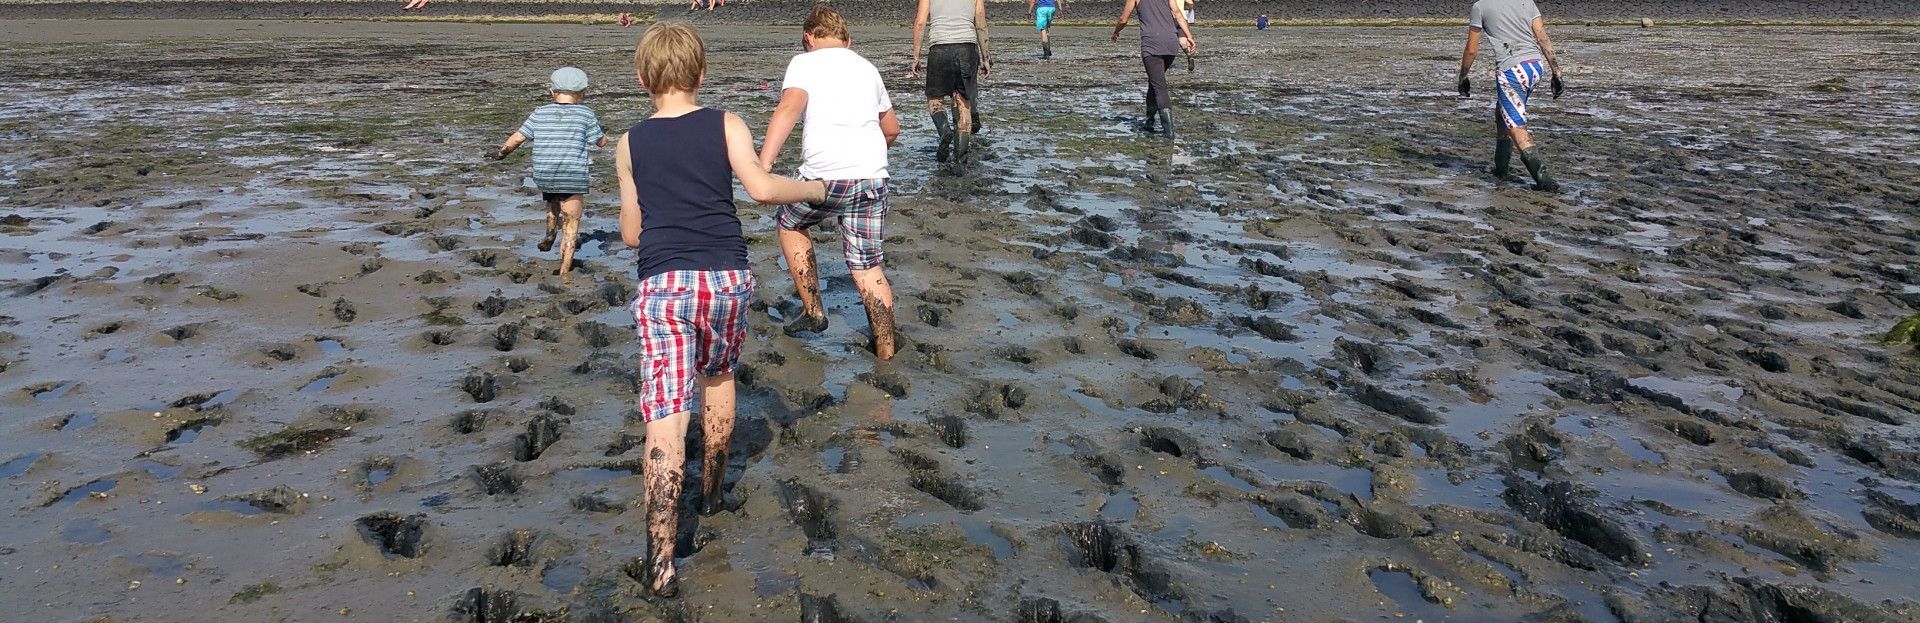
[775,178,889,270]
[630,269,755,422]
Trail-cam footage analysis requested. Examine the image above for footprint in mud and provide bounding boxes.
[159,323,203,342]
[1115,339,1158,360]
[487,528,541,568]
[258,342,301,362]
[929,415,967,448]
[449,587,543,623]
[86,321,126,338]
[538,396,576,416]
[490,322,522,352]
[1139,426,1201,463]
[1500,475,1647,565]
[295,283,328,298]
[355,512,427,559]
[461,372,499,403]
[355,456,399,489]
[1231,315,1300,342]
[475,295,513,319]
[239,426,352,460]
[965,383,1029,417]
[428,234,461,253]
[897,449,986,512]
[596,281,636,307]
[451,408,496,435]
[1353,384,1442,425]
[777,479,839,558]
[226,485,308,515]
[573,321,617,349]
[472,463,522,495]
[800,593,858,623]
[331,297,357,323]
[413,270,456,284]
[571,494,622,514]
[1056,521,1183,607]
[421,329,458,346]
[858,371,911,397]
[511,415,564,462]
[467,249,501,269]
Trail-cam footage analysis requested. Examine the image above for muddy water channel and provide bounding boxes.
[2,19,1918,623]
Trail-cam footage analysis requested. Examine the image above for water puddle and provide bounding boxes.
[366,466,392,486]
[33,381,77,401]
[541,555,587,593]
[1099,491,1139,522]
[298,372,340,393]
[195,500,267,516]
[1200,465,1259,493]
[554,466,632,483]
[313,337,347,355]
[1246,502,1292,530]
[958,517,1014,560]
[167,421,213,444]
[59,411,96,431]
[100,348,133,364]
[820,447,847,473]
[136,460,184,480]
[53,478,118,506]
[1368,567,1451,619]
[62,518,113,544]
[1,452,44,478]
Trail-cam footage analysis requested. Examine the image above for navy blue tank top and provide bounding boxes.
[626,108,750,279]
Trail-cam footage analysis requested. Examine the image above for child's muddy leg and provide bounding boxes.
[540,199,560,252]
[852,267,896,360]
[558,195,583,274]
[642,411,690,596]
[697,372,736,515]
[779,227,828,334]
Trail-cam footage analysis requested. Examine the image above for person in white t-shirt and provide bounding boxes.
[758,4,905,360]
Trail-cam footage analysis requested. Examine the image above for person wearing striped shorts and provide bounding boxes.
[1458,0,1565,191]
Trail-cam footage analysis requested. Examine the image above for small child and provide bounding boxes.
[490,67,607,275]
[758,4,904,360]
[614,22,825,598]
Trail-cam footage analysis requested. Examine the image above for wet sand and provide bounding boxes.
[3,16,1920,623]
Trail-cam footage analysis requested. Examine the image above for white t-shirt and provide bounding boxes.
[780,47,892,181]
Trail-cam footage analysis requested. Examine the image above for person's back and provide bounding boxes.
[523,102,603,194]
[927,0,975,46]
[783,47,892,181]
[626,107,746,278]
[1470,0,1545,71]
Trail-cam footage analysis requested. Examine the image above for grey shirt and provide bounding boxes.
[1469,0,1546,71]
[928,0,976,47]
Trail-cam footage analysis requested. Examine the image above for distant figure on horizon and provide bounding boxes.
[758,4,905,360]
[1029,0,1062,59]
[1257,14,1269,30]
[488,67,606,275]
[690,0,724,12]
[619,12,635,27]
[1111,0,1195,138]
[614,21,827,598]
[402,0,428,9]
[911,0,990,163]
[1457,0,1565,191]
[1179,0,1195,23]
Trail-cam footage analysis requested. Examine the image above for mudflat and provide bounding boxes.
[2,16,1918,623]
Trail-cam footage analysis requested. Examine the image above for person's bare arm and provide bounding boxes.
[759,88,808,171]
[616,133,643,248]
[1111,0,1138,41]
[1169,0,1195,52]
[493,132,527,159]
[724,113,826,205]
[1530,16,1559,76]
[1027,0,1035,17]
[1458,26,1482,95]
[878,108,902,147]
[910,0,931,77]
[974,0,991,75]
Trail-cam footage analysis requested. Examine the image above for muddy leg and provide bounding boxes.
[952,93,974,161]
[698,372,736,515]
[557,196,583,275]
[539,199,559,252]
[642,411,690,596]
[853,267,896,360]
[779,227,828,335]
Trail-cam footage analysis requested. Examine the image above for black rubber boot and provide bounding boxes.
[932,110,953,162]
[1042,41,1052,59]
[1493,138,1515,181]
[955,129,973,162]
[1157,110,1175,139]
[1518,148,1558,192]
[1141,104,1158,133]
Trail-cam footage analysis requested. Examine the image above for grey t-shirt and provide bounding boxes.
[1469,0,1546,71]
[928,0,976,47]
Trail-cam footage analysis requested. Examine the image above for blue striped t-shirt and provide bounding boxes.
[517,103,606,195]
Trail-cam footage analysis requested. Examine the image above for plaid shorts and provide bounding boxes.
[775,178,889,271]
[630,269,755,422]
[1496,60,1547,129]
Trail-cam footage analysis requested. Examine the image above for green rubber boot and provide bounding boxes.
[1493,138,1515,181]
[1519,147,1559,192]
[1157,110,1175,140]
[932,110,954,162]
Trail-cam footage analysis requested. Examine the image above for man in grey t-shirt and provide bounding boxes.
[1457,0,1565,191]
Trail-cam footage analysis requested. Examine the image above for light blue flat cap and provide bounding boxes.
[550,67,589,92]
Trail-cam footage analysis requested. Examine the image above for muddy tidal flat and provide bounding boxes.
[3,17,1920,623]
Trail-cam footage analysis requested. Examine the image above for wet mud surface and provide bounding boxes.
[2,18,1919,623]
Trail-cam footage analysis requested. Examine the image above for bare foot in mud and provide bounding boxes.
[783,313,828,337]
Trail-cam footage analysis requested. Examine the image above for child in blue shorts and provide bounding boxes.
[1029,0,1061,58]
[491,67,607,274]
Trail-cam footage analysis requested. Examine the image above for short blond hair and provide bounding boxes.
[804,4,850,41]
[634,22,705,95]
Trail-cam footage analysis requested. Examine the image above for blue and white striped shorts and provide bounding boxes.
[1496,60,1547,129]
